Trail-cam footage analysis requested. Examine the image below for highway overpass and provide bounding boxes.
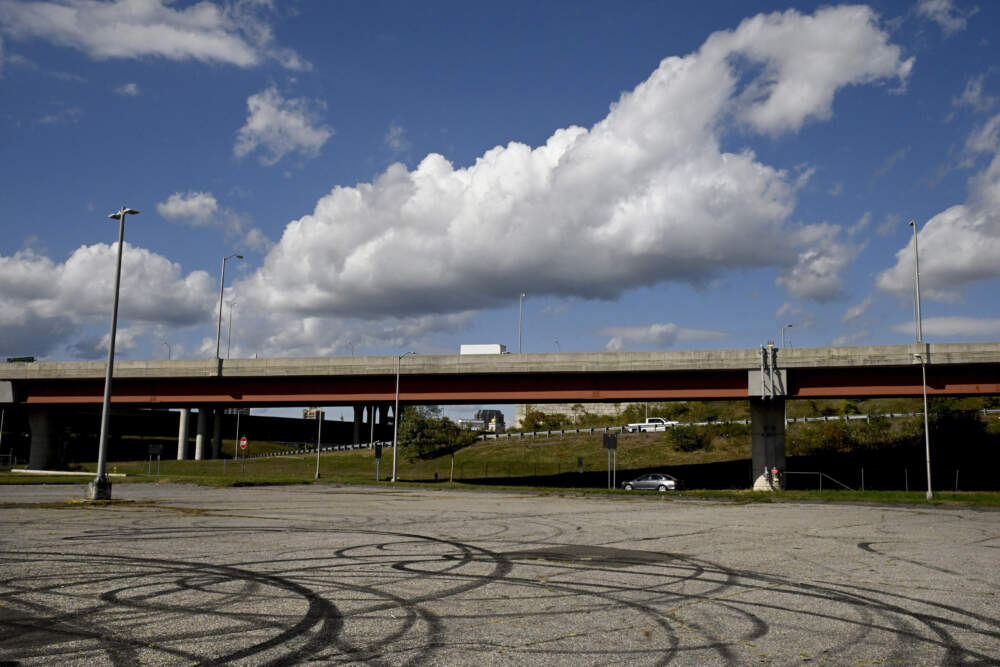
[3,342,999,485]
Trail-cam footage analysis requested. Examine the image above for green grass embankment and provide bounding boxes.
[3,430,999,506]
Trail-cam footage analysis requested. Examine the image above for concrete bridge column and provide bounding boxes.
[353,404,363,444]
[381,402,393,440]
[211,409,222,459]
[195,408,209,460]
[750,398,786,490]
[367,403,378,444]
[379,402,392,442]
[176,408,189,460]
[27,406,58,470]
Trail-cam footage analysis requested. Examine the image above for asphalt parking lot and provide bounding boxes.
[0,483,997,665]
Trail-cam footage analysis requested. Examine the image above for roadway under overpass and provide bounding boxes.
[3,342,999,487]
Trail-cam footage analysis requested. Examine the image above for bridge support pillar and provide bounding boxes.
[177,408,189,460]
[195,408,209,460]
[211,409,222,459]
[353,404,363,445]
[27,406,59,470]
[750,398,785,491]
[370,403,384,442]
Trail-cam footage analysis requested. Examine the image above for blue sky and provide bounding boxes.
[2,0,999,420]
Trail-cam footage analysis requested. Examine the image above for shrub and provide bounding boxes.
[667,425,711,452]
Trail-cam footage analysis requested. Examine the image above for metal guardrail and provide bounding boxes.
[481,408,1000,441]
[247,408,1000,456]
[248,440,389,459]
[478,420,751,441]
[783,471,854,491]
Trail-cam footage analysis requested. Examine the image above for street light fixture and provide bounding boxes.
[215,254,243,359]
[518,293,526,353]
[910,220,933,500]
[391,351,416,482]
[88,205,139,501]
[163,340,171,360]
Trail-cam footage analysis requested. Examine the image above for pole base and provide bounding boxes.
[86,477,112,500]
[752,473,782,491]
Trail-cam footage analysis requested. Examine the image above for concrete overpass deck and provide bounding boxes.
[2,342,999,407]
[4,342,998,481]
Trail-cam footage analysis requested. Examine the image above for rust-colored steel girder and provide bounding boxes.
[791,367,1000,397]
[13,364,999,406]
[16,371,748,406]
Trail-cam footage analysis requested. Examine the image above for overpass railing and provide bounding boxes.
[481,408,1000,441]
[248,440,388,459]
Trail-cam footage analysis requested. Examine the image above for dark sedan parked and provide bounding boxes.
[621,473,682,491]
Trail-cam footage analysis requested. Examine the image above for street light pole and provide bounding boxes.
[910,220,933,500]
[315,409,323,479]
[226,301,237,359]
[89,205,139,501]
[781,324,793,348]
[163,340,171,360]
[215,254,243,359]
[391,351,415,482]
[518,293,526,353]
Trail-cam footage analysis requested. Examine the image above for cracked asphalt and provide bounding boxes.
[1,483,997,665]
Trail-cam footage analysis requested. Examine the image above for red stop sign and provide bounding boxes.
[240,436,247,450]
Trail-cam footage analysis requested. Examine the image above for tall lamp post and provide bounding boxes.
[781,324,793,348]
[518,293,526,353]
[391,351,415,482]
[314,409,323,479]
[88,205,139,501]
[226,301,237,359]
[910,220,933,500]
[215,254,243,359]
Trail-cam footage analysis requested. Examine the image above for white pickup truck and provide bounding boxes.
[625,417,680,432]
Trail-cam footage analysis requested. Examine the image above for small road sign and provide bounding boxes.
[240,436,247,450]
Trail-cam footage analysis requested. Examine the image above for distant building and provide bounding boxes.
[513,402,635,427]
[476,409,505,432]
[456,418,487,431]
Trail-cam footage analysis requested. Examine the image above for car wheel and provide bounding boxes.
[657,485,667,491]
[624,484,633,490]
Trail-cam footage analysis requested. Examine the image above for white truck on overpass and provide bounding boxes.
[625,417,680,432]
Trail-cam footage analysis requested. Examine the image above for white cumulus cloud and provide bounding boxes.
[777,227,859,302]
[234,87,333,165]
[115,82,139,96]
[953,74,997,114]
[236,5,910,335]
[878,113,1000,300]
[915,0,976,36]
[600,323,727,352]
[0,0,309,69]
[0,245,215,358]
[157,190,271,250]
[891,317,1000,339]
[157,191,219,226]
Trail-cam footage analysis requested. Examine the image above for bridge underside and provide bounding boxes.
[13,366,1000,407]
[10,361,999,490]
